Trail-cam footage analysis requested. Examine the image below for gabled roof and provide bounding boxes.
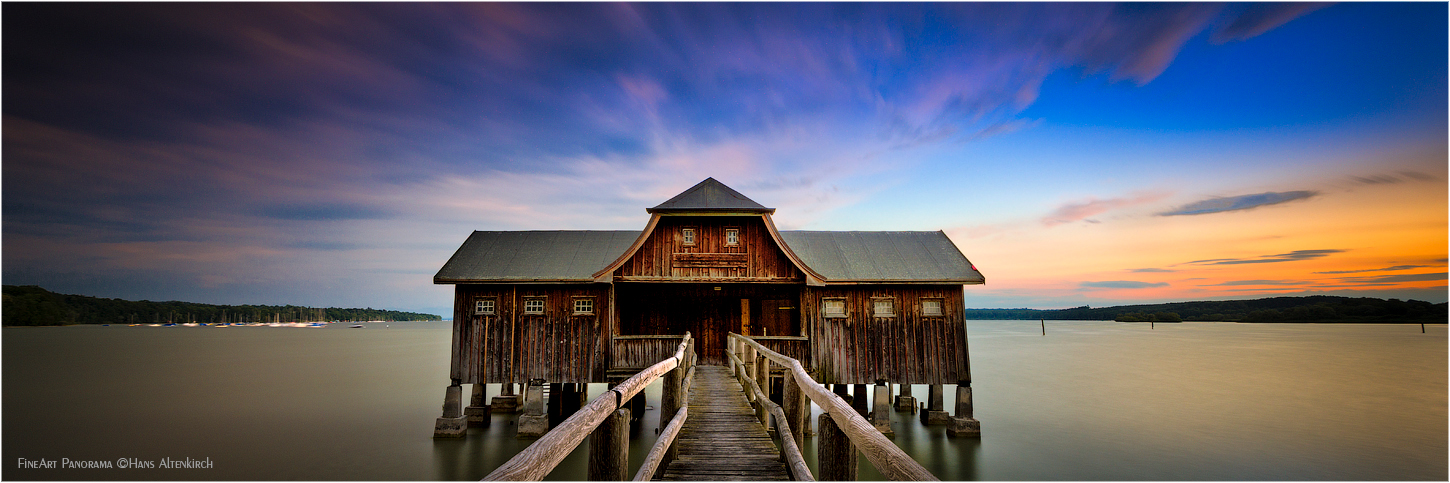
[647,177,774,214]
[434,231,640,283]
[779,231,985,283]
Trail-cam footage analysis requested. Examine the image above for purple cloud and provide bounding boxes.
[1159,191,1318,216]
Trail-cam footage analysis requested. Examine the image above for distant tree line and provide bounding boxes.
[2,285,442,326]
[964,296,1447,323]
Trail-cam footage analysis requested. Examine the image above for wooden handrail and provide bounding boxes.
[728,333,939,481]
[726,350,815,481]
[483,333,692,481]
[633,365,695,481]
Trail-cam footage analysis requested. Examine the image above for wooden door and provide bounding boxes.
[761,299,798,336]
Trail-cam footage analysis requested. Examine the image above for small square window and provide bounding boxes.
[475,298,495,315]
[573,298,594,315]
[523,298,545,315]
[822,299,846,318]
[872,298,895,317]
[725,229,739,246]
[921,299,943,317]
[682,228,696,246]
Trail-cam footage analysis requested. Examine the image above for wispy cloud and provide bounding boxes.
[1081,281,1169,289]
[1204,279,1306,286]
[1315,265,1430,275]
[1042,191,1170,226]
[1350,170,1438,185]
[1159,191,1317,216]
[1128,268,1175,273]
[1339,272,1447,284]
[1184,249,1345,266]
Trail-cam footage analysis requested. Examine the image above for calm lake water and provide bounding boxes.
[3,320,1445,480]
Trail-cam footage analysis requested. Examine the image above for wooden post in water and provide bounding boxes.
[433,381,469,437]
[587,407,631,481]
[871,381,894,436]
[661,365,683,431]
[852,384,869,417]
[1041,319,1045,336]
[756,353,772,429]
[466,383,492,427]
[547,383,565,426]
[818,412,857,481]
[517,381,548,438]
[922,384,952,425]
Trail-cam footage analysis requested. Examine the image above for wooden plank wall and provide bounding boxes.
[752,336,810,365]
[615,216,802,282]
[615,283,800,365]
[452,284,610,384]
[804,285,968,385]
[610,336,686,370]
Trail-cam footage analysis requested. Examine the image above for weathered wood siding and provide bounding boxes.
[615,283,800,365]
[610,335,687,370]
[804,285,967,385]
[752,336,810,365]
[615,216,802,282]
[451,284,610,384]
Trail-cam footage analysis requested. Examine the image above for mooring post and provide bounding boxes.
[782,370,807,448]
[517,380,548,438]
[852,384,869,417]
[895,383,916,412]
[922,384,952,425]
[433,380,468,438]
[872,381,894,437]
[948,382,981,437]
[587,407,631,481]
[818,413,857,481]
[492,382,521,413]
[465,383,492,427]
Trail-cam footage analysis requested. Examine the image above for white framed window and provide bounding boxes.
[872,298,895,317]
[681,228,696,246]
[474,298,496,315]
[921,299,943,317]
[523,298,545,315]
[822,298,847,318]
[573,298,594,315]
[725,229,739,246]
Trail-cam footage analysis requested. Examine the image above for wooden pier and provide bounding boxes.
[656,365,789,481]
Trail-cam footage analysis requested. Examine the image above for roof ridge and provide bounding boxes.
[647,177,774,213]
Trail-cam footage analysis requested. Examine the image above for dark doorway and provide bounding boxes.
[615,283,799,365]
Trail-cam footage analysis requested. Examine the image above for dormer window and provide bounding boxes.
[725,229,739,246]
[681,228,696,246]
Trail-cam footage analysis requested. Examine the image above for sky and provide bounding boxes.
[3,2,1446,317]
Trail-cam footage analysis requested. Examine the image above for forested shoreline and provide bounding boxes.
[964,295,1446,323]
[2,285,442,326]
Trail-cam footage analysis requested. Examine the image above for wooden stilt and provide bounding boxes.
[587,408,631,481]
[818,412,857,481]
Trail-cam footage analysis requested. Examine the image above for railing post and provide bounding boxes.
[661,364,683,436]
[818,412,857,481]
[782,370,806,450]
[756,353,771,428]
[587,407,631,481]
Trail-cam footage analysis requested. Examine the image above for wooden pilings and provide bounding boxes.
[587,408,631,481]
[466,383,492,427]
[433,381,468,438]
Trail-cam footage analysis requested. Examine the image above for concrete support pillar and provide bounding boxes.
[547,383,565,426]
[894,383,916,412]
[465,383,492,427]
[492,383,521,413]
[517,381,548,438]
[948,383,981,437]
[921,384,952,425]
[433,381,468,438]
[782,371,807,449]
[587,408,631,481]
[871,382,894,436]
[818,413,857,481]
[852,384,869,417]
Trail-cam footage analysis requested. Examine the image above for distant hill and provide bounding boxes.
[965,295,1447,323]
[2,285,442,326]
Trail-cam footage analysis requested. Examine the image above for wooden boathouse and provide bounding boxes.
[431,178,984,480]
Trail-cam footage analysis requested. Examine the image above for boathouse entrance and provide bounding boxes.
[614,283,800,365]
